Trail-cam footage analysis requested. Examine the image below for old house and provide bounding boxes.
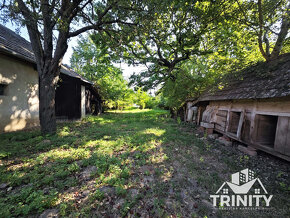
[0,24,101,133]
[186,54,290,161]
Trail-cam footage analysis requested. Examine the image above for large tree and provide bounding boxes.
[92,0,229,90]
[1,0,139,134]
[228,0,290,61]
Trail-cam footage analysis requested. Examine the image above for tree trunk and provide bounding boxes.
[177,106,185,121]
[270,5,290,59]
[39,71,57,135]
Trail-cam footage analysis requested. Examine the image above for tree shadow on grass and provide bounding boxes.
[0,110,175,216]
[0,110,167,160]
[0,109,212,216]
[1,109,288,217]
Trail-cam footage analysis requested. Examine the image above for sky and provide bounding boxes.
[3,21,146,81]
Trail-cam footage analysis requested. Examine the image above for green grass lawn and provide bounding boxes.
[0,109,289,217]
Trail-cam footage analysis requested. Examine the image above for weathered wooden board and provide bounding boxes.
[216,110,228,118]
[215,123,225,132]
[228,112,241,134]
[201,122,214,128]
[187,108,193,122]
[241,113,251,143]
[275,117,290,155]
[189,97,290,161]
[286,118,290,156]
[209,97,290,115]
[216,116,227,127]
[237,111,245,140]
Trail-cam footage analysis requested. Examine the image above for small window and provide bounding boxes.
[248,170,255,181]
[223,188,228,194]
[0,84,7,95]
[240,173,246,183]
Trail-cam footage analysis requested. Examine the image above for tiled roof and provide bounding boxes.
[0,24,93,84]
[0,24,35,62]
[198,54,290,101]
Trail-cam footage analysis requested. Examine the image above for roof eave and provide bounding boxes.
[0,47,35,64]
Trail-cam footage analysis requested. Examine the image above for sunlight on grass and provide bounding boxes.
[59,126,71,136]
[0,109,287,217]
[107,109,152,113]
[37,148,91,163]
[0,108,189,216]
[142,128,166,137]
[149,151,168,164]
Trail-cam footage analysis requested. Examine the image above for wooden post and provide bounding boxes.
[225,102,232,132]
[81,85,86,118]
[249,101,257,144]
[237,110,245,140]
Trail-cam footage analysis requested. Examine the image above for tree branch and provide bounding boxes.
[258,0,269,61]
[270,3,290,59]
[16,0,44,65]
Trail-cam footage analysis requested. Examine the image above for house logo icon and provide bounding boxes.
[210,169,273,208]
[216,169,267,195]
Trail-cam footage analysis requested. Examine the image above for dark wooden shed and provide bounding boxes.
[56,65,102,120]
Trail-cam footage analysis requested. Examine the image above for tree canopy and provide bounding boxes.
[227,0,290,61]
[71,35,158,110]
[70,0,289,114]
[2,0,289,129]
[71,35,133,109]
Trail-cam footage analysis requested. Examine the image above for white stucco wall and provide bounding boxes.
[0,54,39,132]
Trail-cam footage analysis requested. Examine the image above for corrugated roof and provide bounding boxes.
[0,24,93,85]
[198,54,290,101]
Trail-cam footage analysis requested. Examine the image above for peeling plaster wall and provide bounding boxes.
[0,54,39,132]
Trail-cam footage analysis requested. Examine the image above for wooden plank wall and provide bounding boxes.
[228,112,241,134]
[241,112,251,143]
[275,117,290,156]
[193,97,290,160]
[215,110,227,132]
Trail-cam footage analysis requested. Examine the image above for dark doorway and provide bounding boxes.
[55,74,81,120]
[228,112,241,134]
[255,114,278,147]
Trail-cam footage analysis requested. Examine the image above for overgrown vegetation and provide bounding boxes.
[0,110,289,217]
[69,0,290,115]
[70,35,162,110]
[1,0,289,133]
